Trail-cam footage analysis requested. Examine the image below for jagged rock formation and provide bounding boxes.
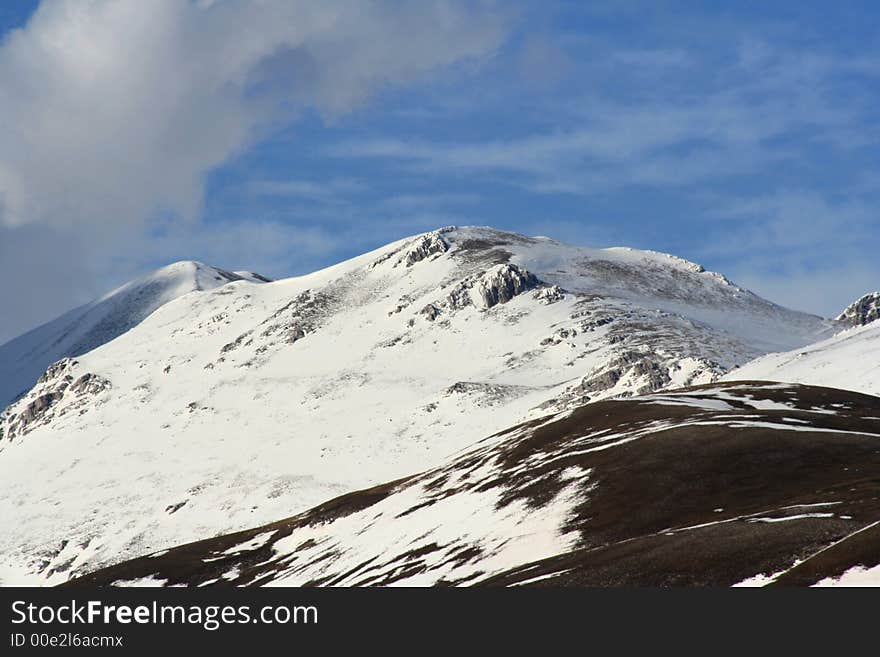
[473,263,540,308]
[1,358,111,444]
[534,285,565,305]
[837,292,880,327]
[399,232,450,267]
[440,262,541,311]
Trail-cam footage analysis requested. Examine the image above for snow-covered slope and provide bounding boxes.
[723,320,880,396]
[67,382,880,588]
[0,261,267,409]
[0,226,836,584]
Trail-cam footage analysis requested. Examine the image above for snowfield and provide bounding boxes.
[0,226,845,584]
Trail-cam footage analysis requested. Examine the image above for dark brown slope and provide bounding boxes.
[66,382,880,587]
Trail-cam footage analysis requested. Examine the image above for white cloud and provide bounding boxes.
[704,190,877,254]
[0,0,506,230]
[0,0,506,342]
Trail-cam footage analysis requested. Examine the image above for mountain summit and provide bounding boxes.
[838,291,880,327]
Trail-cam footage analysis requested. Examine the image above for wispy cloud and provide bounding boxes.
[328,39,880,195]
[688,187,880,316]
[704,190,877,255]
[242,177,367,201]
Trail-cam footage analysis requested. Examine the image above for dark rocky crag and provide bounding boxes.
[838,292,880,327]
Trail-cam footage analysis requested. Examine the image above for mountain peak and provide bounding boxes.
[0,260,268,409]
[837,291,880,326]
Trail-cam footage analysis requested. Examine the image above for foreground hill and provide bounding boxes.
[68,382,880,587]
[0,226,836,583]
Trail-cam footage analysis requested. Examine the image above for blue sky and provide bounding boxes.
[1,1,879,343]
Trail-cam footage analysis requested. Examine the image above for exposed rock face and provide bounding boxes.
[69,373,110,395]
[580,351,674,397]
[442,381,535,407]
[398,232,449,267]
[541,327,578,346]
[220,287,336,364]
[38,359,76,385]
[472,264,540,309]
[533,285,565,305]
[838,292,880,327]
[439,263,540,311]
[445,279,474,310]
[370,229,453,270]
[420,304,440,321]
[286,326,306,343]
[1,359,110,443]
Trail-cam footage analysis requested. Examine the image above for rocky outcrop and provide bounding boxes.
[221,289,327,358]
[286,326,306,343]
[398,232,449,267]
[1,358,110,443]
[420,304,440,321]
[37,358,77,385]
[541,327,578,346]
[445,279,475,310]
[69,372,110,395]
[580,351,672,396]
[438,263,540,312]
[473,264,539,308]
[370,230,452,270]
[443,381,535,407]
[533,285,565,305]
[837,292,880,327]
[472,263,540,308]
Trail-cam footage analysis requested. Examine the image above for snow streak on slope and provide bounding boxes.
[0,262,267,409]
[67,383,880,588]
[723,321,880,397]
[0,227,835,584]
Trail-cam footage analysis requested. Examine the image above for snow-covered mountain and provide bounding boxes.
[68,382,880,588]
[0,226,837,584]
[723,319,880,396]
[0,261,269,409]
